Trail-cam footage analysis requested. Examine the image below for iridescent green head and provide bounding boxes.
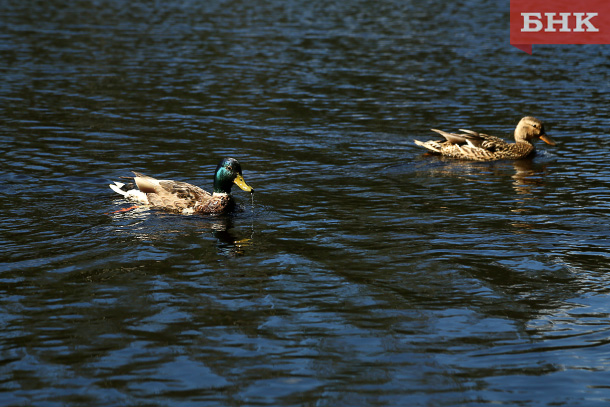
[213,157,254,194]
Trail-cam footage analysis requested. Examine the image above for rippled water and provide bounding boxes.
[2,0,610,405]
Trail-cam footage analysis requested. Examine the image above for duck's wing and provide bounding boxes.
[132,172,161,193]
[414,128,482,154]
[157,180,212,202]
[132,172,212,211]
[430,128,493,148]
[458,129,505,146]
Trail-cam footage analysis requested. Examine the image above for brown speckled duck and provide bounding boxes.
[109,157,254,214]
[414,116,556,161]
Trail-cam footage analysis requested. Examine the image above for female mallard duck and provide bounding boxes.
[414,116,555,161]
[109,157,254,214]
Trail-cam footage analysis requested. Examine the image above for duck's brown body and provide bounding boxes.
[109,157,253,215]
[414,116,555,161]
[133,172,235,214]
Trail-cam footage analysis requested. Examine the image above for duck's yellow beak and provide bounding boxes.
[540,133,556,146]
[233,174,254,193]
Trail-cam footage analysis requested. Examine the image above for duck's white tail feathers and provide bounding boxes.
[414,139,442,153]
[109,181,126,195]
[109,181,149,204]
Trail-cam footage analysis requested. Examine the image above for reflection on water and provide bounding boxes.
[415,153,549,189]
[416,154,554,235]
[511,158,548,196]
[110,206,254,257]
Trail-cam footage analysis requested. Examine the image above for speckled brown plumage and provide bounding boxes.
[414,116,555,161]
[109,157,253,215]
[134,172,227,214]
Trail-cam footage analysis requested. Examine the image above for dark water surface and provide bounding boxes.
[2,0,610,405]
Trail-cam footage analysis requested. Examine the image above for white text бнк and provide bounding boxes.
[521,13,599,32]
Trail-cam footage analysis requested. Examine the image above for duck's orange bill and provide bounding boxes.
[540,134,556,146]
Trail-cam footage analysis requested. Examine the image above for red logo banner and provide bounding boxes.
[510,0,610,54]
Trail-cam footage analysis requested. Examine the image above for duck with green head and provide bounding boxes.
[109,157,254,214]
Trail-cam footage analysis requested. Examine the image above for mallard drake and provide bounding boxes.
[414,116,555,161]
[109,157,254,214]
